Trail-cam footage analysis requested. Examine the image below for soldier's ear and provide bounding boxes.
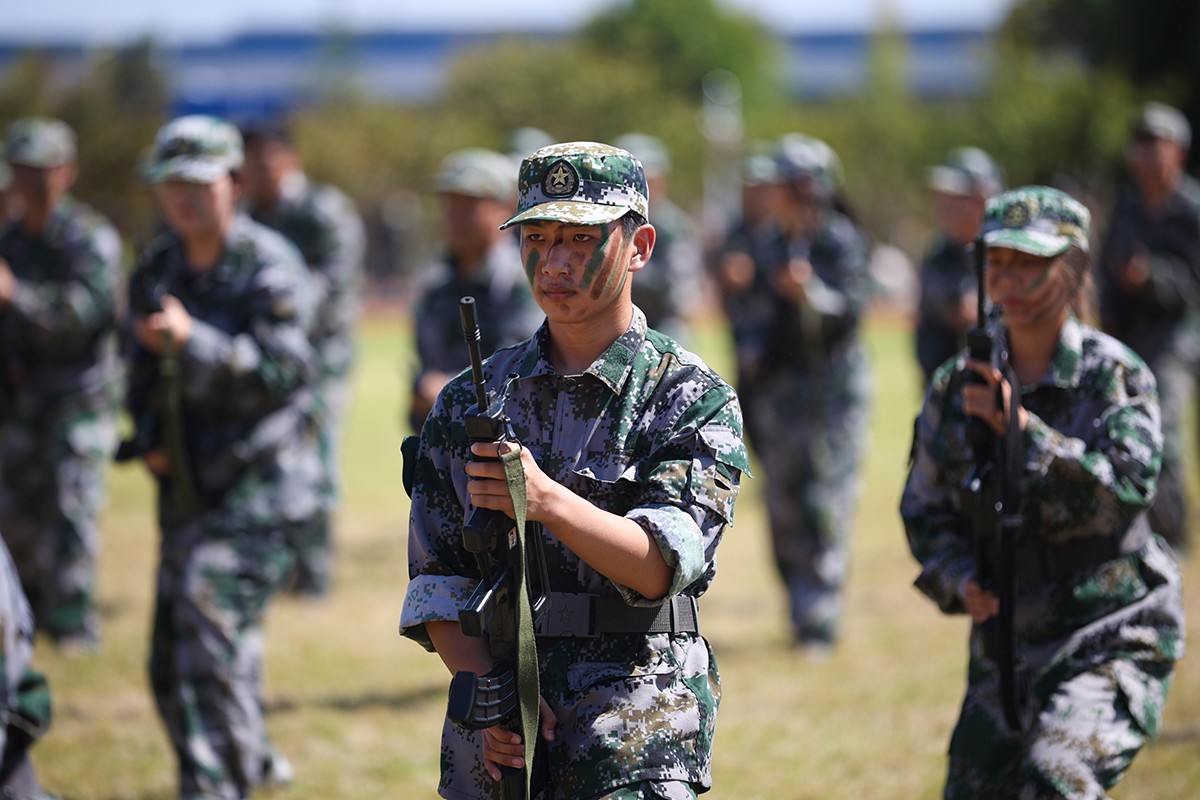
[627,223,655,273]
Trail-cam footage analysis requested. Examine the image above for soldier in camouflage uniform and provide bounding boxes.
[0,535,55,799]
[613,133,702,343]
[1095,102,1200,555]
[240,123,366,598]
[125,115,319,799]
[0,117,122,650]
[712,151,785,451]
[400,141,749,799]
[916,147,1004,385]
[408,148,542,432]
[901,186,1184,799]
[744,134,872,651]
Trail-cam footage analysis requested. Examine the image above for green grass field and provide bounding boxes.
[34,312,1200,799]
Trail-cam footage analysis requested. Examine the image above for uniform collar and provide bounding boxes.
[1031,314,1085,390]
[512,306,648,394]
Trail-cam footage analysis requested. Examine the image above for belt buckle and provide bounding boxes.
[538,593,596,638]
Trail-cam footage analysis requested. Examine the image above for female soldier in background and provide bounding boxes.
[901,186,1184,798]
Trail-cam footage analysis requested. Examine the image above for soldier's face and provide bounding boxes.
[519,218,651,324]
[931,190,986,245]
[1127,134,1186,191]
[985,246,1069,329]
[241,140,296,205]
[9,162,75,216]
[155,175,238,239]
[441,192,507,253]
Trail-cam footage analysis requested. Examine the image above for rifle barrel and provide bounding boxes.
[459,296,489,411]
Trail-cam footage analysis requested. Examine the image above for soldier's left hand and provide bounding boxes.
[0,257,15,307]
[773,257,812,304]
[134,294,194,354]
[466,441,562,524]
[961,359,1027,435]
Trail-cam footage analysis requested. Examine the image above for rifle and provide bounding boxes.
[114,242,200,517]
[446,296,550,800]
[959,236,1034,733]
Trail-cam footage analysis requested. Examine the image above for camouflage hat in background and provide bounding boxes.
[613,132,671,175]
[774,133,843,196]
[742,152,780,186]
[982,185,1091,257]
[499,141,648,230]
[928,146,1004,198]
[143,115,244,184]
[433,148,515,202]
[1131,101,1191,148]
[5,117,77,168]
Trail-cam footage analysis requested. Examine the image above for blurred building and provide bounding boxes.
[0,26,992,119]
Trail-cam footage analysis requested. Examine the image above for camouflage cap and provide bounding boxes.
[742,152,780,186]
[1131,101,1191,148]
[5,117,76,168]
[143,115,244,184]
[774,133,843,196]
[499,141,649,230]
[613,132,671,175]
[982,185,1091,257]
[433,148,515,202]
[928,146,1004,198]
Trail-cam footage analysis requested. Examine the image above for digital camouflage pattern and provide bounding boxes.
[248,169,366,594]
[143,114,244,185]
[409,235,542,431]
[501,142,648,230]
[738,209,872,644]
[4,117,75,168]
[1096,173,1200,553]
[901,316,1184,798]
[915,236,977,385]
[125,213,319,799]
[981,186,1090,258]
[400,308,749,799]
[0,193,122,645]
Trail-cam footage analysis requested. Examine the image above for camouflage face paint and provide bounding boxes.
[524,247,540,284]
[583,223,628,301]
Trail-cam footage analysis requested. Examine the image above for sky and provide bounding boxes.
[3,0,1015,44]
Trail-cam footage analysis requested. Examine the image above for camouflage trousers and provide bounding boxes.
[150,514,296,800]
[749,362,870,643]
[0,405,115,645]
[944,658,1171,799]
[287,371,351,597]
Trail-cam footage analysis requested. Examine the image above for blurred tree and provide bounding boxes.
[1001,0,1200,167]
[581,0,783,118]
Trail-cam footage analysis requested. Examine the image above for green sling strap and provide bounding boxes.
[500,444,540,800]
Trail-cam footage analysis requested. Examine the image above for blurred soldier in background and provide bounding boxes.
[407,148,542,432]
[0,161,20,223]
[614,133,702,342]
[0,535,55,799]
[712,150,785,450]
[748,134,872,653]
[1096,101,1200,554]
[125,115,319,798]
[0,117,122,651]
[504,126,555,174]
[916,147,1004,385]
[240,122,366,599]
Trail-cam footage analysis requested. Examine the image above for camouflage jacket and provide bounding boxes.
[901,317,1184,720]
[412,236,542,382]
[124,214,321,527]
[400,308,749,797]
[247,171,365,379]
[0,537,35,754]
[0,194,122,416]
[745,210,871,378]
[915,235,976,382]
[1096,176,1200,364]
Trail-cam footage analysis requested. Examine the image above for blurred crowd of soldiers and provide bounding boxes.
[0,97,1196,796]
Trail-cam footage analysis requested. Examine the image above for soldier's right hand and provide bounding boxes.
[481,696,556,781]
[961,578,999,623]
[142,448,170,477]
[0,257,15,307]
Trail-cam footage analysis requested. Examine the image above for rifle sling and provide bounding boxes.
[536,593,700,638]
[499,445,539,800]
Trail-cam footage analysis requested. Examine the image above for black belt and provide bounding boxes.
[1014,514,1152,584]
[535,593,699,638]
